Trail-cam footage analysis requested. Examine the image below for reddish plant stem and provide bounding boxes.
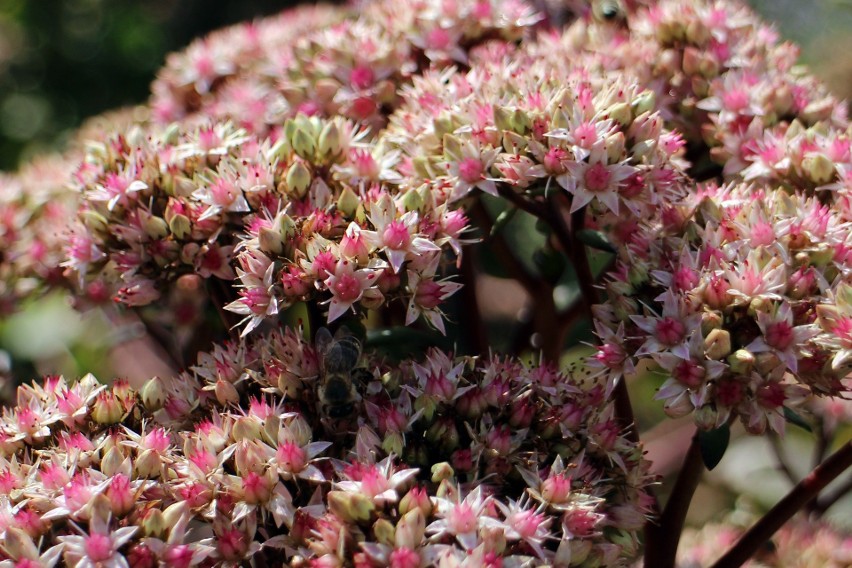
[815,472,852,514]
[644,431,705,568]
[711,440,852,568]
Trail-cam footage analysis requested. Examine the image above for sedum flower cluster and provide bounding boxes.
[0,156,79,315]
[0,328,651,566]
[678,513,852,567]
[0,0,851,565]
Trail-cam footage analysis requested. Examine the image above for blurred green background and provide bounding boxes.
[1,0,851,171]
[0,0,310,170]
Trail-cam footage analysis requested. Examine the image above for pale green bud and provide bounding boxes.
[318,121,342,160]
[327,490,374,523]
[259,227,284,256]
[373,519,395,547]
[704,328,731,360]
[728,349,755,375]
[400,188,424,212]
[144,215,169,240]
[802,153,835,184]
[291,128,316,160]
[430,462,454,483]
[494,105,514,131]
[168,213,192,240]
[81,210,109,236]
[285,161,312,199]
[606,102,632,127]
[140,376,166,411]
[100,446,125,477]
[337,186,360,217]
[631,91,656,117]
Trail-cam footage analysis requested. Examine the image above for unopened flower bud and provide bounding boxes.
[214,379,240,406]
[399,487,433,518]
[401,188,424,212]
[701,310,723,335]
[802,153,836,184]
[606,103,632,127]
[144,215,169,240]
[243,470,275,504]
[686,20,710,44]
[135,449,162,478]
[100,446,125,477]
[728,349,755,375]
[162,502,187,531]
[512,108,532,133]
[142,508,166,538]
[291,128,316,160]
[704,329,731,360]
[167,212,191,240]
[285,161,312,199]
[442,133,463,161]
[502,130,528,153]
[395,509,426,550]
[81,210,109,235]
[140,376,167,412]
[91,392,124,425]
[231,416,262,441]
[747,297,772,317]
[541,472,572,503]
[426,418,458,451]
[663,391,694,418]
[605,132,626,162]
[694,405,720,431]
[494,106,513,131]
[337,186,360,217]
[433,115,455,140]
[106,474,135,515]
[413,396,437,423]
[327,490,374,523]
[631,91,656,117]
[317,122,342,160]
[430,462,454,483]
[382,431,404,456]
[258,228,283,256]
[373,518,395,547]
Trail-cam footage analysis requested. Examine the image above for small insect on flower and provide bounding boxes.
[314,327,370,432]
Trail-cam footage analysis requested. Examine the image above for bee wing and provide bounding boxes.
[315,327,334,373]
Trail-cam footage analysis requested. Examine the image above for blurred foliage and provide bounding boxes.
[0,0,322,170]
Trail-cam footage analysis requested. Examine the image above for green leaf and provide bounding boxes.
[533,247,567,285]
[698,425,730,470]
[490,206,519,236]
[783,406,813,433]
[576,229,617,253]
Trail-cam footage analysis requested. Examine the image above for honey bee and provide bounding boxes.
[315,327,364,426]
[592,0,627,24]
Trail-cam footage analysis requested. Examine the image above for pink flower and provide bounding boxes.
[560,144,635,214]
[59,509,137,568]
[746,303,819,373]
[322,257,381,322]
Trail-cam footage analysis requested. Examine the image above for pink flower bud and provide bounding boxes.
[91,392,124,425]
[399,487,433,517]
[243,470,274,504]
[277,441,308,474]
[106,474,135,515]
